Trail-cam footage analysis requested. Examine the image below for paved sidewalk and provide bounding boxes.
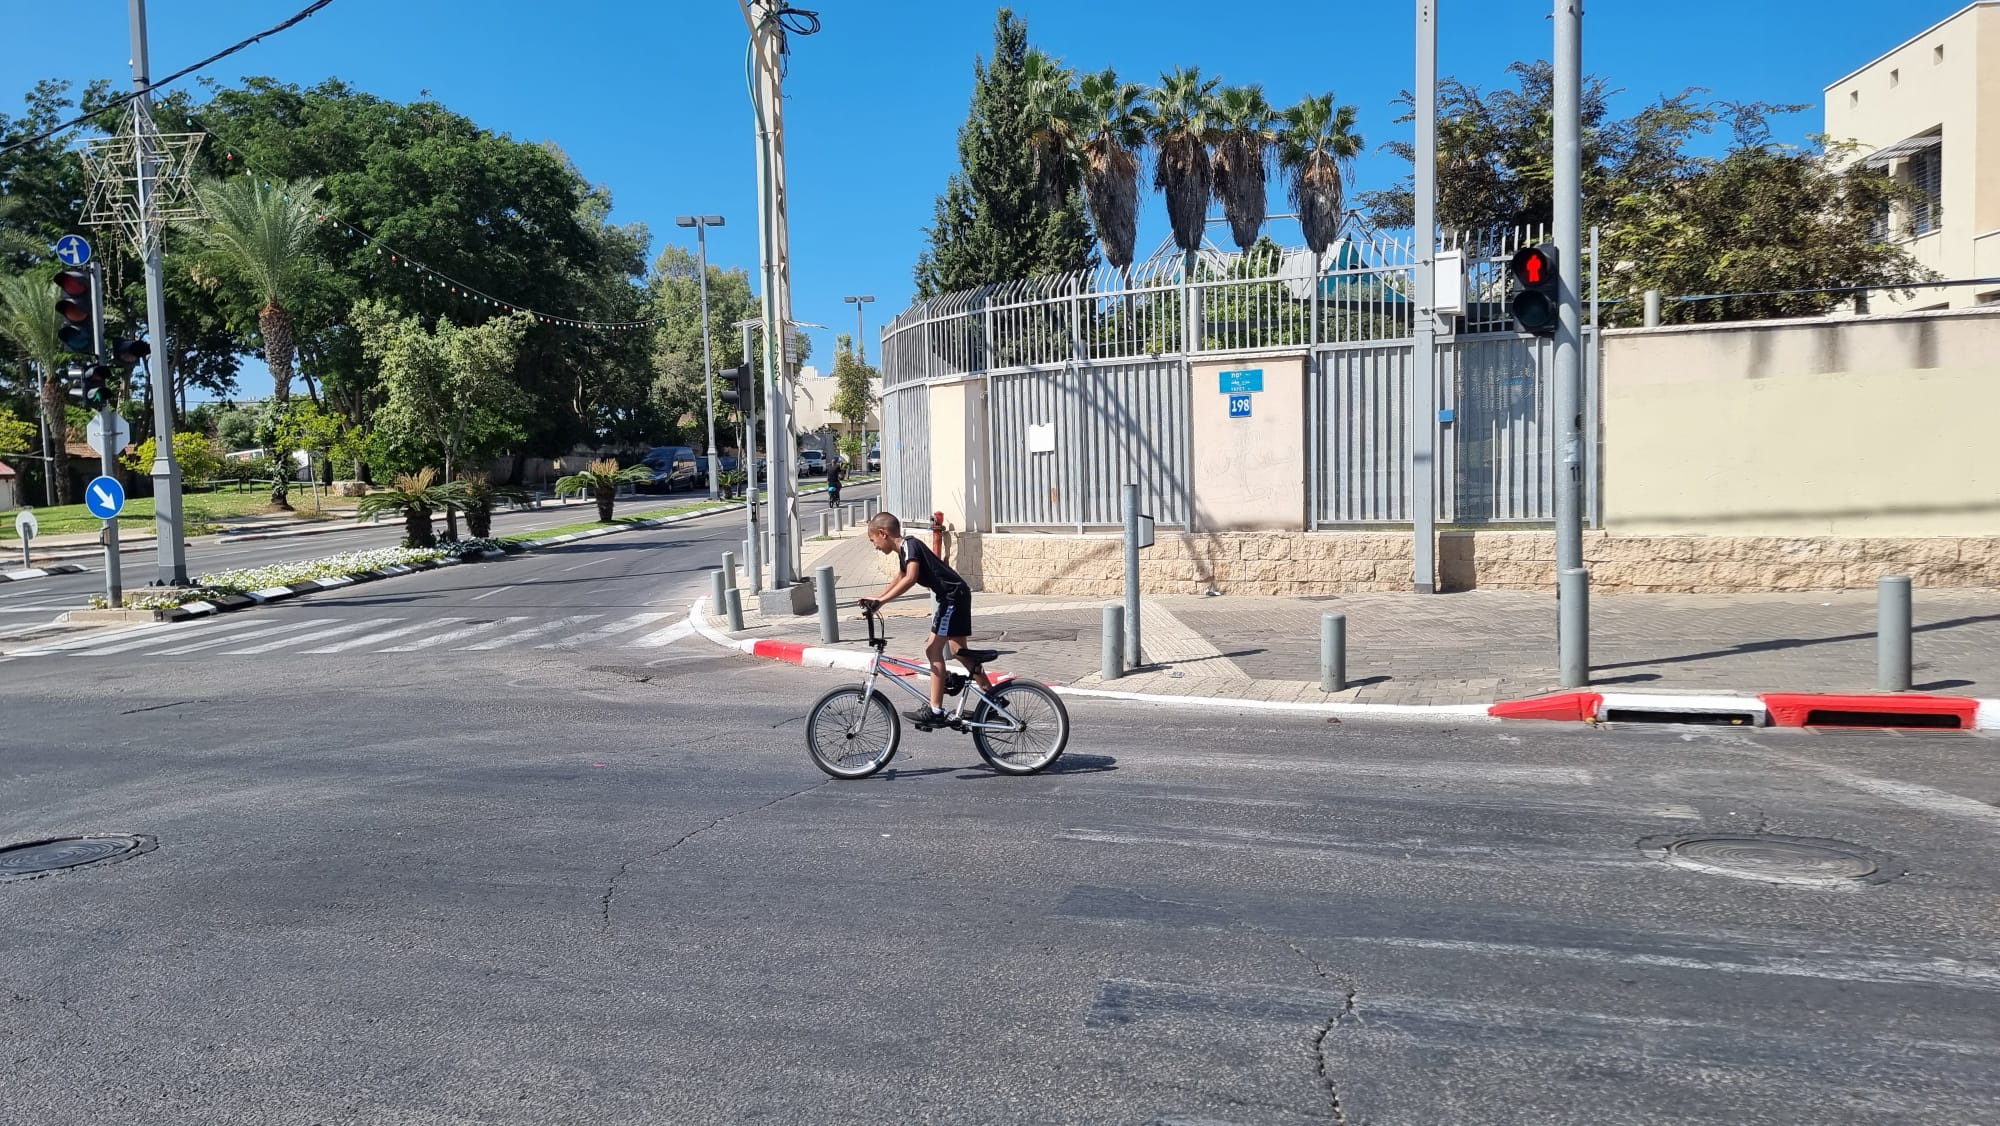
[710,524,2000,707]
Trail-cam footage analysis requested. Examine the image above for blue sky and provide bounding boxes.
[0,0,1974,377]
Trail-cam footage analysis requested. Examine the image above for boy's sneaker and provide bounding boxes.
[903,705,945,729]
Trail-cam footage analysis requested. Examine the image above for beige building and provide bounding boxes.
[1824,0,2000,309]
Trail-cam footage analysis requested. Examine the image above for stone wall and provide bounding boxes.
[952,529,2000,596]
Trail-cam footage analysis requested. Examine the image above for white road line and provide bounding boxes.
[558,558,612,572]
[222,618,395,655]
[75,617,276,656]
[629,619,697,648]
[534,612,670,649]
[458,614,601,650]
[304,617,464,654]
[470,585,514,601]
[5,622,179,656]
[380,617,523,652]
[155,618,338,655]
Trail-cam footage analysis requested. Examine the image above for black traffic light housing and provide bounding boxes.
[111,337,151,367]
[717,361,756,409]
[55,268,95,353]
[80,362,112,409]
[1507,243,1560,337]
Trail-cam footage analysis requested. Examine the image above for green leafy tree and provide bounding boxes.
[122,432,228,489]
[644,245,758,443]
[355,467,468,548]
[914,8,1095,296]
[1277,93,1365,258]
[828,334,879,459]
[214,405,262,451]
[555,457,653,523]
[1212,85,1276,251]
[358,300,530,480]
[0,269,70,503]
[183,175,326,406]
[0,404,36,458]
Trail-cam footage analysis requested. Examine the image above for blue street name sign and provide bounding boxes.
[55,234,92,266]
[1228,394,1253,419]
[84,475,126,520]
[1219,368,1264,394]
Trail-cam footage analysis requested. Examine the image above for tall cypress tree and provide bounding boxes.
[914,8,1095,298]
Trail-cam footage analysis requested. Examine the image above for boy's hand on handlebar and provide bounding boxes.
[858,597,881,614]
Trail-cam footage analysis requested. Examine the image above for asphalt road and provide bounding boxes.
[0,475,844,626]
[3,501,1998,1124]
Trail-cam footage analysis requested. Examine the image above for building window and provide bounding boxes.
[1890,68,1901,87]
[1905,143,1942,235]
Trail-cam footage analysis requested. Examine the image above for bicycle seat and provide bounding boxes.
[957,648,1001,666]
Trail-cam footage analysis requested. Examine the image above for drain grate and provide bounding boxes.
[0,834,154,881]
[1654,834,1885,887]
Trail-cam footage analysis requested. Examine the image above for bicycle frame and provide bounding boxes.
[855,610,1024,734]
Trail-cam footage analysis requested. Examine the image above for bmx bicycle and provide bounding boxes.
[803,604,1070,779]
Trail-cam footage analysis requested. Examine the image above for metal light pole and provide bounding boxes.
[843,294,875,362]
[129,0,188,585]
[1553,0,1590,686]
[1412,0,1439,594]
[677,214,727,500]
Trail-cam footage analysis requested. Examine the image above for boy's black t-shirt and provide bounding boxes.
[899,535,967,599]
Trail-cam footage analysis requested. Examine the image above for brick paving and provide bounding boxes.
[717,526,2000,707]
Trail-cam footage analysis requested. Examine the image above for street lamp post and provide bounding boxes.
[843,293,875,362]
[676,213,727,500]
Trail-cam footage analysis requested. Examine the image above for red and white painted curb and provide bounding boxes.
[687,596,991,680]
[1489,690,2000,731]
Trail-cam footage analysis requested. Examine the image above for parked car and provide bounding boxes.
[866,445,880,472]
[639,446,698,492]
[799,449,827,476]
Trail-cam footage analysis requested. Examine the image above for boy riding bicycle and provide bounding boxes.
[859,511,994,729]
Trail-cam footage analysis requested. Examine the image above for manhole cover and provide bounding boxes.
[0,835,154,881]
[1658,835,1879,886]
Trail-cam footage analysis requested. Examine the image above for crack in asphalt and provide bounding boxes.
[7,988,81,1021]
[599,779,834,931]
[118,700,197,715]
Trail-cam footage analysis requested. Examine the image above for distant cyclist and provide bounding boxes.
[858,511,992,728]
[826,458,842,508]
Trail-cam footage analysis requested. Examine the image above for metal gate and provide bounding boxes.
[880,382,930,520]
[988,359,1190,529]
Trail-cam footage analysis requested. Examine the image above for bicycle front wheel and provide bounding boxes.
[805,686,902,779]
[971,680,1070,775]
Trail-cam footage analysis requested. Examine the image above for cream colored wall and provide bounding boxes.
[1188,355,1308,531]
[1824,3,1998,308]
[923,379,988,533]
[1602,309,2000,537]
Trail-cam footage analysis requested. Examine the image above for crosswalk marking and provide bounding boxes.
[154,618,339,656]
[533,612,669,649]
[304,617,463,654]
[630,619,697,647]
[458,614,601,650]
[223,618,397,655]
[380,617,523,652]
[79,617,272,656]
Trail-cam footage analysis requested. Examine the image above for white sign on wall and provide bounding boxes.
[1027,422,1056,454]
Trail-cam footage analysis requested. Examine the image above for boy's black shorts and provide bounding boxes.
[930,590,972,639]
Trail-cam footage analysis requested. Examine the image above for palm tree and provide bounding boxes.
[0,198,48,262]
[554,458,654,523]
[1148,66,1222,267]
[355,467,469,549]
[184,174,323,406]
[1211,85,1277,251]
[0,270,71,504]
[456,471,530,539]
[1021,49,1083,208]
[1276,94,1365,258]
[1075,69,1152,271]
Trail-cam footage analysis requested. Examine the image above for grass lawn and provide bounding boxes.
[2,488,355,540]
[499,498,730,544]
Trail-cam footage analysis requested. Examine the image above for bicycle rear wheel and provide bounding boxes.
[805,686,902,779]
[971,680,1070,775]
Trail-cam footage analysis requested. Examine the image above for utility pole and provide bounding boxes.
[843,294,874,362]
[1553,0,1590,686]
[742,1,800,598]
[677,214,727,500]
[129,0,188,585]
[1411,1,1439,594]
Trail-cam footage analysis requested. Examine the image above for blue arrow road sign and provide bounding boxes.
[55,234,92,266]
[85,475,126,520]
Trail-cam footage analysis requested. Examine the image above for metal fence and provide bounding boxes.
[882,225,1598,531]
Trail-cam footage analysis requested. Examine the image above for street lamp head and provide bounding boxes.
[844,294,875,305]
[702,215,726,226]
[675,216,697,227]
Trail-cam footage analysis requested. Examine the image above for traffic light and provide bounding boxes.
[717,361,756,409]
[55,268,95,353]
[1507,243,1560,336]
[111,337,150,367]
[80,362,112,409]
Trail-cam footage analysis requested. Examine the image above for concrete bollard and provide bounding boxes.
[1102,604,1125,681]
[1558,568,1591,688]
[721,551,737,589]
[723,586,745,632]
[815,565,839,644]
[710,570,727,622]
[818,512,831,539]
[1879,575,1912,691]
[1643,289,1663,328]
[1321,612,1346,693]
